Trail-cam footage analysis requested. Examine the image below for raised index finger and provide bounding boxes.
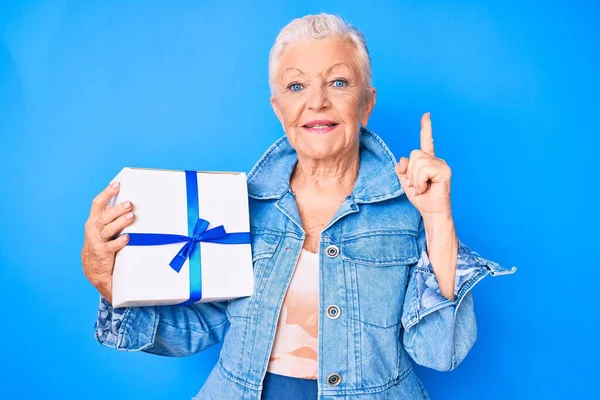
[90,182,120,219]
[420,112,435,156]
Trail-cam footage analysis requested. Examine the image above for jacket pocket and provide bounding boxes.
[342,231,418,328]
[226,231,281,319]
[342,231,419,387]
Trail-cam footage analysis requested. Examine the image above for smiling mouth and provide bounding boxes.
[302,123,339,128]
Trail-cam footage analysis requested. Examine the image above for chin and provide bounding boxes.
[302,143,341,159]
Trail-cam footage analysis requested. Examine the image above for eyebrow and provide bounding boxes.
[280,63,353,80]
[323,62,352,75]
[282,67,305,78]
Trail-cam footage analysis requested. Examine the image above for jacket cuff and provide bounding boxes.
[94,295,159,351]
[402,239,516,331]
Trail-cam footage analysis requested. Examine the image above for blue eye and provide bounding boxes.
[289,83,304,92]
[332,79,347,88]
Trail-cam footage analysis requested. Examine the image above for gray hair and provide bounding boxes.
[268,13,372,97]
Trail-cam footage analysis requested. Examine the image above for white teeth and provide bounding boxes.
[308,124,334,128]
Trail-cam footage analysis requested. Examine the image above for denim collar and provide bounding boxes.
[247,127,405,204]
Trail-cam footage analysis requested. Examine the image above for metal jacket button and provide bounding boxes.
[327,373,342,386]
[326,305,341,319]
[325,245,339,258]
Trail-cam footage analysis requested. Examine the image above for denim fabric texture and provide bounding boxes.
[94,128,516,399]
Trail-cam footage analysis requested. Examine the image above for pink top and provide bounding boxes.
[267,249,320,379]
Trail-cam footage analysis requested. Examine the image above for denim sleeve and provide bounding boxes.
[94,295,230,357]
[401,219,516,371]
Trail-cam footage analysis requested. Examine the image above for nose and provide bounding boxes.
[307,85,331,111]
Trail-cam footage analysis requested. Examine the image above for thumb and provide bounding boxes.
[395,157,411,189]
[396,156,408,177]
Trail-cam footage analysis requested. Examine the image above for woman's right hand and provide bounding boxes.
[81,182,135,305]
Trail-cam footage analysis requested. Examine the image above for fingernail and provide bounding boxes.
[412,188,417,196]
[111,182,120,188]
[121,234,129,241]
[427,112,431,120]
[125,212,134,220]
[123,201,131,209]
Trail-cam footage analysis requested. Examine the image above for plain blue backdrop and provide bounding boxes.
[1,1,598,399]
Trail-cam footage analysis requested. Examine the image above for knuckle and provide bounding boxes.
[410,149,420,158]
[411,165,422,178]
[94,218,105,230]
[97,210,107,222]
[99,225,110,240]
[98,212,111,226]
[101,209,115,223]
[412,157,424,169]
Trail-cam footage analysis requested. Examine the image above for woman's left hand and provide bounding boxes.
[395,112,453,218]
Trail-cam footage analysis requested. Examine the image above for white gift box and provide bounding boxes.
[109,167,253,308]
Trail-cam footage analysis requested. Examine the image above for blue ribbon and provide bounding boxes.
[125,170,250,305]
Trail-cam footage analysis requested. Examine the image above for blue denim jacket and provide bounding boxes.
[94,128,516,399]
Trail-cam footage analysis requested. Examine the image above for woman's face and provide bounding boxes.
[270,37,376,161]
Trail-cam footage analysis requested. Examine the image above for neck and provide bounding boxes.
[290,145,360,193]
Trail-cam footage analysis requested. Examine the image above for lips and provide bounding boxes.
[302,120,339,129]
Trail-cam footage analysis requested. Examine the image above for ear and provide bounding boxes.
[270,96,283,123]
[360,87,377,127]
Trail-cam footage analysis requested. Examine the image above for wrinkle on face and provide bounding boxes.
[270,37,376,179]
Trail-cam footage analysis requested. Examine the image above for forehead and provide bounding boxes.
[276,37,360,79]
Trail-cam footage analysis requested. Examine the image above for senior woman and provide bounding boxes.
[83,13,514,400]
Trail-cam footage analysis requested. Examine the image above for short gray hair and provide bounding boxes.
[268,13,372,97]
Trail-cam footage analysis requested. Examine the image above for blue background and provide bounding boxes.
[1,1,598,398]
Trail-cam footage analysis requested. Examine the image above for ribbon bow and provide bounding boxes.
[127,218,250,273]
